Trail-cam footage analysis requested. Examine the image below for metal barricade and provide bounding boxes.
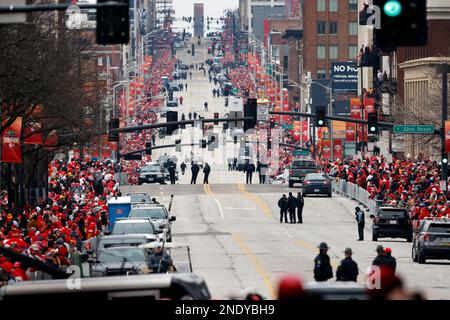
[333,179,379,215]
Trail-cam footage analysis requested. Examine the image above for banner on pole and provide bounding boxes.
[2,117,23,163]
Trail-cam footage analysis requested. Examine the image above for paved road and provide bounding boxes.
[122,183,450,300]
[129,41,450,299]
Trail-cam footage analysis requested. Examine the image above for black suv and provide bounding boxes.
[412,219,450,264]
[370,207,413,242]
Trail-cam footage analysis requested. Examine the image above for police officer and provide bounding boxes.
[278,194,288,223]
[287,192,297,224]
[190,161,200,184]
[314,242,333,282]
[355,206,365,241]
[336,248,358,282]
[372,245,389,268]
[168,161,176,185]
[245,161,256,184]
[148,242,173,273]
[203,162,211,184]
[180,162,187,175]
[296,193,304,224]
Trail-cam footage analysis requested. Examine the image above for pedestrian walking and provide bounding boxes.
[180,162,187,175]
[212,88,216,97]
[179,83,183,91]
[296,193,304,223]
[278,194,289,223]
[209,75,212,83]
[227,158,233,171]
[288,192,297,224]
[256,161,262,184]
[203,69,206,77]
[260,162,268,184]
[336,248,358,282]
[181,113,186,121]
[185,83,188,90]
[190,162,200,184]
[203,162,211,184]
[245,161,255,184]
[233,157,237,171]
[204,102,208,111]
[189,72,192,79]
[314,242,333,282]
[188,112,192,120]
[193,112,198,119]
[179,96,184,105]
[355,206,365,241]
[151,133,156,145]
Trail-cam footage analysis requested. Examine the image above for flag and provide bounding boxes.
[24,121,43,145]
[1,117,22,163]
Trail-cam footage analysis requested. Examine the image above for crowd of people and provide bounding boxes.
[1,159,118,284]
[322,156,450,220]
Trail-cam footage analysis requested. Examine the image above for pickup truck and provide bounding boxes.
[288,159,317,188]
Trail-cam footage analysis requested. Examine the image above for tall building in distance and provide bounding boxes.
[194,3,204,38]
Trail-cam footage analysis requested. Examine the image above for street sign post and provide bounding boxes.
[293,150,310,157]
[393,125,435,134]
[257,104,269,122]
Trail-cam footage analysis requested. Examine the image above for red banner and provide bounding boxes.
[350,98,367,143]
[1,117,22,163]
[322,140,331,160]
[334,139,343,160]
[302,121,309,143]
[44,130,58,150]
[346,122,356,142]
[445,121,450,153]
[364,98,375,113]
[24,121,43,145]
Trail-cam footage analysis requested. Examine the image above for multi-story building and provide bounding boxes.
[285,0,302,18]
[303,0,359,81]
[194,3,204,38]
[239,0,286,34]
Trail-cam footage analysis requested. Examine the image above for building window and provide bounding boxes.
[317,21,326,34]
[329,0,338,12]
[349,0,358,11]
[317,0,326,12]
[349,22,358,35]
[317,69,327,79]
[329,21,338,34]
[348,45,358,59]
[329,46,338,59]
[317,45,326,59]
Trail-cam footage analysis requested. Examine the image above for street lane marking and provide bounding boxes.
[227,207,253,210]
[203,184,213,195]
[215,198,225,219]
[232,233,276,299]
[237,184,272,218]
[284,232,294,238]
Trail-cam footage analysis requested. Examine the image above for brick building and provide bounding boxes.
[302,0,359,80]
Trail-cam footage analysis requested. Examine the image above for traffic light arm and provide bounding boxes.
[120,142,212,157]
[269,111,442,134]
[0,1,127,13]
[110,117,254,134]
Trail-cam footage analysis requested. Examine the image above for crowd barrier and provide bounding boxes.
[332,179,381,215]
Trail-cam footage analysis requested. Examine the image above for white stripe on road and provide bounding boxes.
[215,198,225,219]
[227,207,253,210]
[284,232,294,238]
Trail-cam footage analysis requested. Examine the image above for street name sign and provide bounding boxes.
[393,125,435,134]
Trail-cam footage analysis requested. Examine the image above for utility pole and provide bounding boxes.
[438,64,450,192]
[329,87,334,161]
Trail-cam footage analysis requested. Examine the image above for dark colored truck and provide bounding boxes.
[288,159,317,188]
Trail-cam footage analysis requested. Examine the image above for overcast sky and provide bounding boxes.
[172,0,239,19]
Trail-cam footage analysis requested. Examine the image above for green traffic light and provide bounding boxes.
[384,0,402,17]
[443,158,448,164]
[318,120,324,125]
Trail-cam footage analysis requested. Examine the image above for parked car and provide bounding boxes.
[302,173,332,197]
[125,192,153,204]
[370,207,413,242]
[86,235,156,261]
[288,159,317,187]
[138,164,165,185]
[112,218,165,242]
[412,218,450,263]
[166,99,179,107]
[90,246,150,277]
[129,204,176,242]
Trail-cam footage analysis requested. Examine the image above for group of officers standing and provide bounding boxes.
[277,192,304,224]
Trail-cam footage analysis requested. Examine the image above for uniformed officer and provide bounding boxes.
[168,161,176,185]
[278,194,289,223]
[296,193,304,224]
[336,248,359,282]
[314,242,333,282]
[355,206,365,241]
[287,192,297,224]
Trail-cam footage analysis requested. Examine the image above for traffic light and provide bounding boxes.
[145,142,152,156]
[175,139,181,152]
[201,139,207,149]
[269,118,275,129]
[214,113,219,125]
[108,118,120,142]
[166,111,178,135]
[374,0,427,48]
[244,98,257,132]
[367,112,379,135]
[315,106,327,127]
[443,154,449,165]
[96,0,129,44]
